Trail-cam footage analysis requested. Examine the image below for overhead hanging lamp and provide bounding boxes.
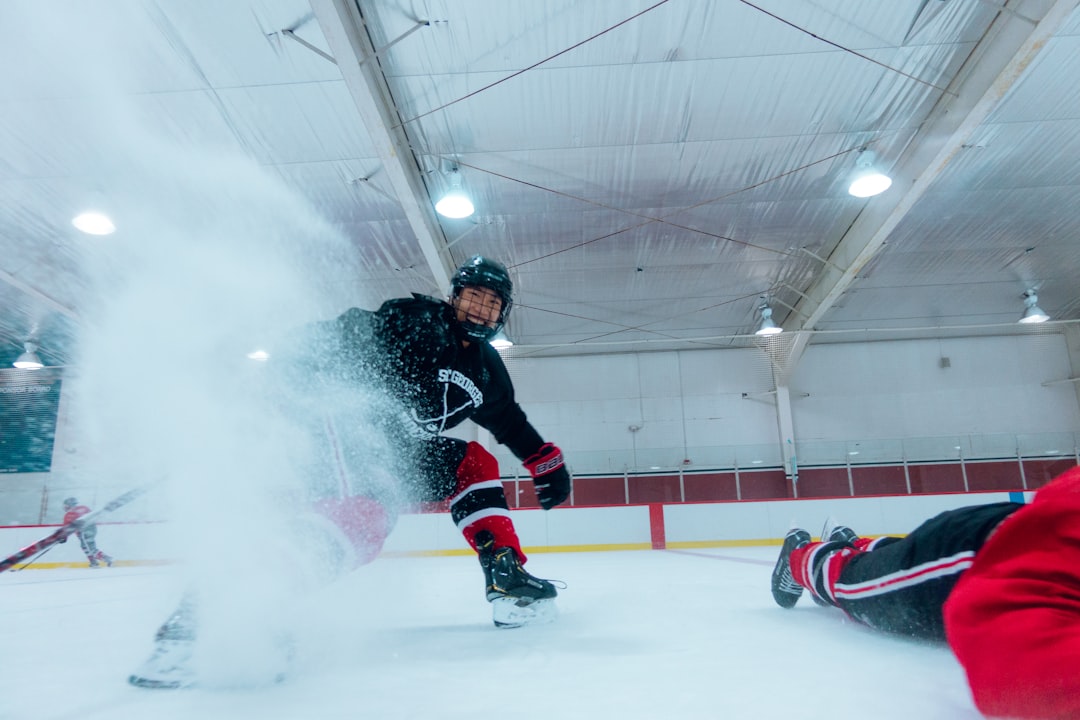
[1019,289,1049,324]
[489,330,514,350]
[848,149,893,198]
[755,303,783,336]
[13,341,45,369]
[435,167,475,219]
[71,190,116,235]
[72,210,116,235]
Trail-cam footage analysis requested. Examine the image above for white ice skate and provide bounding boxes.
[128,593,294,690]
[128,638,196,689]
[491,596,559,628]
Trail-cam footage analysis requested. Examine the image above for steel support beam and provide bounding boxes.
[781,0,1079,382]
[310,0,453,291]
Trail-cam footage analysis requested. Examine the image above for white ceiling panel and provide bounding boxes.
[2,0,1080,368]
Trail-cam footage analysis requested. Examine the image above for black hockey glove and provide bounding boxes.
[524,443,571,510]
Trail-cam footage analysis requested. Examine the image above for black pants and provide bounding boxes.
[827,502,1022,641]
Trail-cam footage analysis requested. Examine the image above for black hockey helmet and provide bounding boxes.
[63,497,77,510]
[449,255,513,342]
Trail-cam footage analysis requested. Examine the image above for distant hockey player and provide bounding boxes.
[61,497,114,568]
[129,255,573,688]
[771,465,1080,719]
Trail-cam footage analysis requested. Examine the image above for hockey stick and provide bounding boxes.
[0,485,151,574]
[10,542,58,572]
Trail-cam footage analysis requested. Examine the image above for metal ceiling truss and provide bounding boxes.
[780,0,1079,383]
[309,0,454,291]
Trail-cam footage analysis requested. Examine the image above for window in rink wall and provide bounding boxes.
[0,371,63,474]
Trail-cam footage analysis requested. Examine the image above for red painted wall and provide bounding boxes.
[852,465,908,495]
[793,467,850,498]
[415,459,1071,512]
[516,458,1070,508]
[682,472,739,502]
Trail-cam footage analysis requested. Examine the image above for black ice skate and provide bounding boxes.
[476,531,558,628]
[820,517,859,546]
[807,520,859,607]
[771,529,811,609]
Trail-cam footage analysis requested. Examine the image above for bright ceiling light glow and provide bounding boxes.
[848,150,892,198]
[72,211,116,235]
[436,193,474,218]
[13,342,44,369]
[246,350,270,361]
[848,172,893,198]
[435,168,474,218]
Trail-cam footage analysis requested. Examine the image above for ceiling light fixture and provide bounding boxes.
[72,191,116,235]
[755,303,783,336]
[847,149,893,198]
[1019,289,1049,324]
[490,330,514,350]
[435,167,474,219]
[72,210,116,235]
[13,342,44,369]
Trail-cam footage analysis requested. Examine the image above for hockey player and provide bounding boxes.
[945,466,1080,719]
[771,465,1080,719]
[60,497,114,568]
[130,255,573,688]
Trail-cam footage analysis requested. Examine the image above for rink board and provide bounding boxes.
[0,490,1027,568]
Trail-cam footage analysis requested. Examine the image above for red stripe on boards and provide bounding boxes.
[649,503,666,549]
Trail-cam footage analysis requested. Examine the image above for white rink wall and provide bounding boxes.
[2,332,1078,530]
[385,489,1027,552]
[0,490,1029,568]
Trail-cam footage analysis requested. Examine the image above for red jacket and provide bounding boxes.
[945,466,1080,719]
[63,505,91,526]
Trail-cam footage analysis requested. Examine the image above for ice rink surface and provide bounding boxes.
[0,548,983,720]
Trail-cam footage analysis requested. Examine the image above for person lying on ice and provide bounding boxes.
[771,465,1080,720]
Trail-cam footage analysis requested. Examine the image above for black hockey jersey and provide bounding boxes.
[323,294,545,462]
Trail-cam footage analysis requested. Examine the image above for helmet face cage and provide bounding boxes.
[450,256,513,342]
[63,497,77,509]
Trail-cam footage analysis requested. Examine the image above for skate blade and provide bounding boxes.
[491,597,558,628]
[128,674,193,690]
[128,672,288,690]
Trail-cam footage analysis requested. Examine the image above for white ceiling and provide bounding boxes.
[2,0,1079,373]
